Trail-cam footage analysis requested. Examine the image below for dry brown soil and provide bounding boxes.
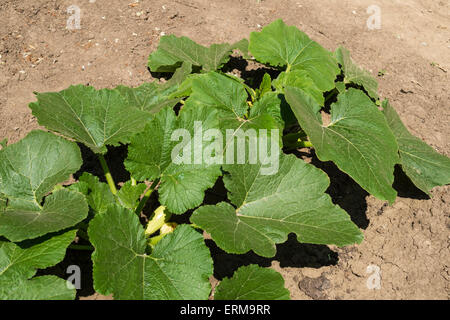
[0,0,449,300]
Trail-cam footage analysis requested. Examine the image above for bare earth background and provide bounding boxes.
[0,0,449,299]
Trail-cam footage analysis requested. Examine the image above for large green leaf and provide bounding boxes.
[249,92,284,129]
[183,72,283,169]
[249,19,340,91]
[215,265,290,300]
[29,85,152,154]
[273,70,324,105]
[0,230,77,300]
[114,83,180,114]
[0,130,88,242]
[217,111,283,166]
[285,87,398,203]
[75,172,115,214]
[148,35,235,72]
[116,181,147,211]
[191,153,363,258]
[88,205,213,300]
[184,72,283,159]
[233,38,252,59]
[125,106,222,214]
[115,62,192,114]
[383,100,450,194]
[184,71,249,118]
[0,194,5,211]
[335,46,379,100]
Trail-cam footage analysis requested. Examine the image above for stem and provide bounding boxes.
[68,244,94,251]
[135,178,160,214]
[131,177,137,186]
[286,64,292,73]
[135,188,153,214]
[99,154,117,195]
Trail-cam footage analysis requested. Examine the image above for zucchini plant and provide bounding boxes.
[0,19,449,300]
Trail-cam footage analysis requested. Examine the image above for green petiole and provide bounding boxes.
[98,154,117,195]
[135,178,160,215]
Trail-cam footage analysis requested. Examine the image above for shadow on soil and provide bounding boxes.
[392,165,429,200]
[208,236,339,281]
